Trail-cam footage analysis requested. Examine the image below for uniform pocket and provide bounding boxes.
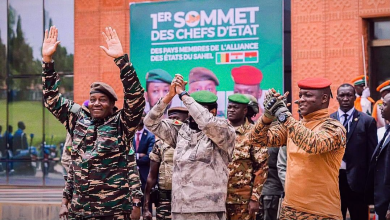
[96,126,120,153]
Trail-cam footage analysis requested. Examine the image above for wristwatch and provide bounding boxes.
[277,112,290,123]
[179,91,190,101]
[132,201,141,207]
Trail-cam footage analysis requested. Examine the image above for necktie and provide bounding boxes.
[375,127,390,161]
[136,132,141,151]
[342,114,349,132]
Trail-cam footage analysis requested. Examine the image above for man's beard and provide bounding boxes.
[188,116,200,130]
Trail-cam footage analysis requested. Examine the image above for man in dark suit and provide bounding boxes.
[368,93,390,220]
[331,83,377,220]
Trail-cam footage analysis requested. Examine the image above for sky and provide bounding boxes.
[0,0,74,60]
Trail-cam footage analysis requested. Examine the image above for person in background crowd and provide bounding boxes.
[145,69,173,114]
[232,65,267,117]
[373,80,390,128]
[378,120,390,141]
[143,107,189,220]
[42,26,145,220]
[367,93,390,220]
[226,93,268,220]
[144,74,235,220]
[330,83,377,220]
[246,78,346,219]
[261,145,284,220]
[244,94,259,124]
[134,111,155,212]
[351,75,374,115]
[12,121,28,155]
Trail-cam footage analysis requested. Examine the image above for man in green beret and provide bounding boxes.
[43,26,144,220]
[144,74,235,220]
[145,69,173,112]
[225,94,268,220]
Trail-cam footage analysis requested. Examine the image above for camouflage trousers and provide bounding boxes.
[67,213,130,220]
[156,196,172,220]
[280,206,338,220]
[226,204,254,220]
[172,212,226,220]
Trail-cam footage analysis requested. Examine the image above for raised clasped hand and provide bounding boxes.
[100,27,124,59]
[42,26,60,62]
[173,74,187,95]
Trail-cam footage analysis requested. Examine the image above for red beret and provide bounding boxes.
[298,78,332,89]
[231,65,263,85]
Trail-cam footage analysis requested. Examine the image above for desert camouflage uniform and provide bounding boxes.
[42,54,145,219]
[144,97,235,219]
[149,139,174,220]
[226,120,268,220]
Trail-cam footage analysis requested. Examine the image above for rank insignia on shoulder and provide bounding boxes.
[172,120,182,125]
[129,147,135,155]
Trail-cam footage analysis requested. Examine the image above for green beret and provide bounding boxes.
[90,82,118,101]
[244,94,259,114]
[189,67,219,86]
[146,69,173,84]
[228,93,250,104]
[190,91,218,104]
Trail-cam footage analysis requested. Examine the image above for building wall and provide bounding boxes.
[74,0,390,115]
[291,0,390,117]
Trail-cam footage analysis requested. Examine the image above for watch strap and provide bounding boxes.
[179,91,189,101]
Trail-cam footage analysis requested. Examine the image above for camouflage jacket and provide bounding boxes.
[149,139,174,190]
[61,133,72,173]
[42,55,145,217]
[144,98,235,213]
[247,109,346,219]
[226,120,268,204]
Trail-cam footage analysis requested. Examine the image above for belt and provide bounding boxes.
[159,189,172,200]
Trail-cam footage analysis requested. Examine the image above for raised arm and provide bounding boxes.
[42,26,80,133]
[247,118,288,148]
[144,78,182,147]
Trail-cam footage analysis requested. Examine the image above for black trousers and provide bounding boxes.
[339,170,368,220]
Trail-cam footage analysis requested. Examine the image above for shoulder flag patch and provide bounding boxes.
[172,120,182,125]
[129,146,135,155]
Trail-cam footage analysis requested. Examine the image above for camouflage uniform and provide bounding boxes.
[247,109,346,219]
[42,54,145,219]
[149,139,174,220]
[226,120,268,220]
[144,97,235,219]
[61,133,72,173]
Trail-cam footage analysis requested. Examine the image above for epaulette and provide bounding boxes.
[172,120,182,125]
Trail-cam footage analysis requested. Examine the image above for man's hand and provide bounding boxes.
[130,207,141,220]
[248,200,260,217]
[59,204,68,220]
[100,27,124,59]
[143,207,153,220]
[139,153,146,158]
[386,210,390,220]
[42,26,60,62]
[174,74,187,94]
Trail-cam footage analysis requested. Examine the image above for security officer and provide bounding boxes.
[351,75,375,115]
[143,107,189,220]
[244,94,259,124]
[373,80,390,128]
[145,74,235,220]
[43,26,144,220]
[226,93,268,220]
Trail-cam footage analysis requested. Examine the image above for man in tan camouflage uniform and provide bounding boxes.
[143,107,189,220]
[246,78,346,219]
[225,94,268,220]
[42,26,144,220]
[144,74,235,220]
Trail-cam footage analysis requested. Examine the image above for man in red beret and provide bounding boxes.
[231,65,267,119]
[245,77,346,219]
[42,26,145,220]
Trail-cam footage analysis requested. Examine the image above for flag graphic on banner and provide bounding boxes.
[216,51,258,64]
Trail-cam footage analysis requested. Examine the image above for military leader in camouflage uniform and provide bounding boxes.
[225,94,269,220]
[144,74,235,220]
[42,26,145,220]
[143,107,189,220]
